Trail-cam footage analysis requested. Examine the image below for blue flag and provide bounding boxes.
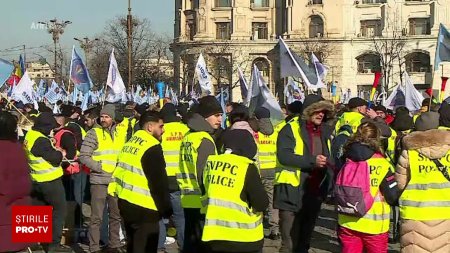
[70,47,93,94]
[0,58,14,89]
[435,23,450,71]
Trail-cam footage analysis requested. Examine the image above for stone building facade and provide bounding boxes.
[171,0,450,102]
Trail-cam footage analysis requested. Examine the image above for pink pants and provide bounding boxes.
[338,226,388,253]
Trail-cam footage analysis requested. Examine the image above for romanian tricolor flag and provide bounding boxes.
[6,55,25,86]
[441,76,448,102]
[370,72,382,101]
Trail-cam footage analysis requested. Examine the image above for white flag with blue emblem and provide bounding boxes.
[11,70,35,104]
[106,48,126,95]
[195,53,212,95]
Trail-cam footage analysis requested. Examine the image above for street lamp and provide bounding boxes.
[127,0,132,90]
[38,18,71,83]
[74,37,99,67]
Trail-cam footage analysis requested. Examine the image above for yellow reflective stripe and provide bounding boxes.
[205,218,262,230]
[117,162,145,177]
[30,166,61,175]
[166,162,179,167]
[405,182,450,190]
[275,168,297,173]
[115,177,151,196]
[202,198,251,215]
[259,152,275,156]
[93,150,120,156]
[181,189,201,195]
[163,150,179,155]
[29,158,46,164]
[176,173,196,180]
[102,160,117,166]
[399,200,450,207]
[363,213,390,221]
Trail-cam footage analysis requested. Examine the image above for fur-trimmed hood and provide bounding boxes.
[302,100,335,120]
[402,129,450,159]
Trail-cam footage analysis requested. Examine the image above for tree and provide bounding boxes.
[90,16,172,90]
[371,19,407,93]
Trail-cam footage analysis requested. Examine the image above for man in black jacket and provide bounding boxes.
[114,111,173,253]
[275,95,335,253]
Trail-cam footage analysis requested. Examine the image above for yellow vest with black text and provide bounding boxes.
[338,156,393,234]
[257,120,290,170]
[399,150,450,220]
[201,154,263,242]
[161,122,190,177]
[335,111,364,134]
[25,130,63,182]
[92,128,122,173]
[178,131,217,208]
[112,130,159,210]
[274,120,304,187]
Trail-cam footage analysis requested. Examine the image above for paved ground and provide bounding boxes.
[28,204,400,252]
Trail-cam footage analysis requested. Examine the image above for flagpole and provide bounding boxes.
[68,46,75,95]
[0,93,32,124]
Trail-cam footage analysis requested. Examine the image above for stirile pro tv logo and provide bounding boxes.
[12,206,52,243]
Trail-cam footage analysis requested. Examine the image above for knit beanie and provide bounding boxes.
[415,111,440,131]
[198,95,222,118]
[391,110,413,132]
[348,97,367,109]
[100,104,116,119]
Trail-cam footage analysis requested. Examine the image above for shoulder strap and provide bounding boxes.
[431,158,450,182]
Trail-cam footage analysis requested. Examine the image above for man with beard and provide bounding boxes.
[80,104,125,253]
[111,111,172,253]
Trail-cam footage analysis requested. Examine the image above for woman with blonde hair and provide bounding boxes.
[337,122,400,253]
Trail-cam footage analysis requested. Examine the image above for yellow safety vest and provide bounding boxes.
[201,154,263,242]
[399,150,450,220]
[161,122,190,177]
[385,128,397,162]
[257,121,289,170]
[335,112,364,134]
[66,121,87,138]
[338,156,393,234]
[178,131,217,208]
[438,126,450,130]
[413,114,420,124]
[274,120,303,187]
[116,117,136,143]
[24,129,63,182]
[92,128,122,173]
[111,130,159,210]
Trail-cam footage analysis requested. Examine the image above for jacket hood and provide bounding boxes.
[187,113,215,134]
[32,112,58,136]
[302,100,335,121]
[344,142,376,161]
[402,129,450,159]
[257,118,274,135]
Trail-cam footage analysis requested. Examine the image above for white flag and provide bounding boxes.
[195,53,212,95]
[311,52,328,80]
[11,70,35,104]
[403,72,424,112]
[284,78,305,104]
[249,65,284,125]
[238,67,249,104]
[106,48,126,95]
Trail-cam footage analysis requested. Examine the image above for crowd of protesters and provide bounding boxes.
[0,92,449,253]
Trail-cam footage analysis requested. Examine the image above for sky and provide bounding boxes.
[0,0,174,62]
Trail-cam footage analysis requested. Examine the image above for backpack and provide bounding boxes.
[334,158,374,217]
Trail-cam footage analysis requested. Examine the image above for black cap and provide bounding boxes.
[348,97,367,109]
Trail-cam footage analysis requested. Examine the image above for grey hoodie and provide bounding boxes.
[80,124,118,185]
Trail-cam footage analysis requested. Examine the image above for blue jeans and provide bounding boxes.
[158,191,185,250]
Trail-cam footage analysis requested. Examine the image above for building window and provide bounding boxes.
[37,74,41,77]
[361,0,386,3]
[405,52,430,72]
[360,20,382,37]
[253,58,270,87]
[252,22,268,40]
[356,53,381,73]
[309,15,324,38]
[216,22,231,40]
[308,0,323,4]
[215,0,231,7]
[409,18,430,35]
[251,0,269,8]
